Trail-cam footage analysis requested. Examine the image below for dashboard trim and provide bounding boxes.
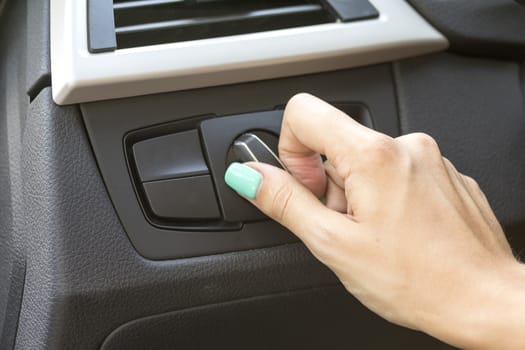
[51,0,448,105]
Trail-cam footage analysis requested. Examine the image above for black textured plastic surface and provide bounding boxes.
[81,65,399,259]
[87,0,116,53]
[26,0,51,99]
[133,129,209,182]
[12,87,344,350]
[324,0,379,22]
[101,286,446,350]
[407,0,525,59]
[393,53,525,250]
[0,0,31,348]
[143,175,221,220]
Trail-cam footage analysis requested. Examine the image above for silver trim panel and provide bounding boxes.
[50,0,448,105]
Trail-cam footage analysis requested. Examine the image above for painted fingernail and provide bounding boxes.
[224,162,262,199]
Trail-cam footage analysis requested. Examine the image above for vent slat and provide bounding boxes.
[116,5,325,34]
[114,0,316,27]
[114,0,184,10]
[113,0,336,49]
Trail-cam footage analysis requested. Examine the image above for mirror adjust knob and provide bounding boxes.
[231,133,287,170]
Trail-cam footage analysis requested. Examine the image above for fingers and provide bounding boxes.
[279,150,327,198]
[460,174,512,255]
[394,133,508,254]
[279,93,378,186]
[324,160,345,188]
[324,160,348,213]
[224,161,360,261]
[441,158,512,255]
[325,177,348,213]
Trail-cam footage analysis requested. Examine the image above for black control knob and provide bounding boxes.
[228,132,286,170]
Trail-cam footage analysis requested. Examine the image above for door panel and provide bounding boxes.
[1,0,524,349]
[394,53,525,243]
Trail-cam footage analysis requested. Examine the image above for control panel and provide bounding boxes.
[127,106,372,231]
[81,64,398,259]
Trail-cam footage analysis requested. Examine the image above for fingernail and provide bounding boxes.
[224,162,262,199]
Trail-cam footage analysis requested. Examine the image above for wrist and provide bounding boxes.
[435,260,525,350]
[474,261,525,350]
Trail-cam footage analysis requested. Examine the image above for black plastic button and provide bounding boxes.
[143,175,221,220]
[133,130,209,182]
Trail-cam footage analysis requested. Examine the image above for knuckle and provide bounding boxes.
[283,93,312,129]
[464,175,481,192]
[361,135,398,165]
[288,92,312,105]
[410,132,440,154]
[442,157,458,173]
[268,182,294,223]
[309,222,342,251]
[285,93,312,117]
[442,157,453,167]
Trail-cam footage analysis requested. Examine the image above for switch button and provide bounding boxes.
[133,130,209,182]
[143,175,221,220]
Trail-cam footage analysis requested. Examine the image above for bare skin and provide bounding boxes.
[238,93,525,349]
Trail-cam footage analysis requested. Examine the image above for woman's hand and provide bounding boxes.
[224,93,525,350]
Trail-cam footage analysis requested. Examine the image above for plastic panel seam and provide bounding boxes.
[520,61,525,111]
[77,106,137,250]
[389,62,403,136]
[27,74,52,102]
[99,282,343,349]
[2,260,26,350]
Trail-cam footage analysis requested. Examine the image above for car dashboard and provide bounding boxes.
[1,0,525,349]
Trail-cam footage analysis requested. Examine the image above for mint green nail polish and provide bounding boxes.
[224,162,262,199]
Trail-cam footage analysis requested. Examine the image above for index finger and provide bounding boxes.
[279,93,378,181]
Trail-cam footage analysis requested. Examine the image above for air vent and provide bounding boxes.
[87,0,379,52]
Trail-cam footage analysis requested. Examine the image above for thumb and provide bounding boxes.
[224,162,356,257]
